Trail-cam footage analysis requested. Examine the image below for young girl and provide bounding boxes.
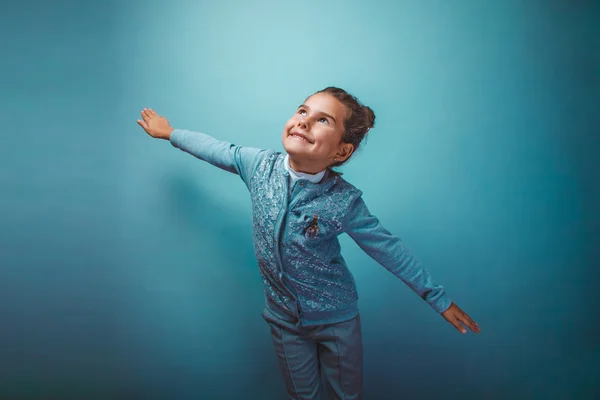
[137,87,480,399]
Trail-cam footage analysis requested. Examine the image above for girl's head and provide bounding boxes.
[281,87,375,174]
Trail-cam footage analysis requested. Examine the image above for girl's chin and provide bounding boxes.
[283,141,311,154]
[284,149,304,158]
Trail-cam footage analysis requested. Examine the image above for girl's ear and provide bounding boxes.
[336,143,355,162]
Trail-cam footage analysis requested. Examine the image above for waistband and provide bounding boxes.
[265,298,360,327]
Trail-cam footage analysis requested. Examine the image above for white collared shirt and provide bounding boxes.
[284,154,326,185]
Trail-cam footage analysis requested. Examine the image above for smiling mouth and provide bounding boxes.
[289,132,314,144]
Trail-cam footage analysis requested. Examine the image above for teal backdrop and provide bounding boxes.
[2,0,598,399]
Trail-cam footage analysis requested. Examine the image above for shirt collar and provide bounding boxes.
[284,154,326,184]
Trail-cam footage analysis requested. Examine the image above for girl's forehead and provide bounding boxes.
[304,93,347,119]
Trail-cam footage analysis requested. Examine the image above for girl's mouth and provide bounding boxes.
[289,132,313,144]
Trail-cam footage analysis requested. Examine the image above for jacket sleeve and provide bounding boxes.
[169,129,267,189]
[343,196,452,313]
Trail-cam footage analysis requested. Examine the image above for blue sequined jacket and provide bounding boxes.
[170,129,452,326]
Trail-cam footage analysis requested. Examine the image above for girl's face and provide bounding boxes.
[281,92,354,174]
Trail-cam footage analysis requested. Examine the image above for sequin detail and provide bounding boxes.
[248,153,362,317]
[250,153,293,310]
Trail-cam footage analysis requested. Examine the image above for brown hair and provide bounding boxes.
[312,86,375,167]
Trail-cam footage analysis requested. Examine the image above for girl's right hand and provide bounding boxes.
[137,108,174,140]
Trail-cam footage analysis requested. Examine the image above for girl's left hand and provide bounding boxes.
[137,108,174,140]
[441,303,480,334]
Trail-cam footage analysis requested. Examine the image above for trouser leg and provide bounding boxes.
[263,308,322,400]
[315,315,363,400]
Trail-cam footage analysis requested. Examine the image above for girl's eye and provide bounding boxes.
[298,109,307,116]
[318,117,329,124]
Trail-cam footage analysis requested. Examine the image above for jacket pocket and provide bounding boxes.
[295,213,332,243]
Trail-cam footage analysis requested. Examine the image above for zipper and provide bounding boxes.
[273,179,289,270]
[273,174,303,321]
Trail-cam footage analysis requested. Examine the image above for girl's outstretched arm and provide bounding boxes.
[343,196,480,334]
[137,108,267,188]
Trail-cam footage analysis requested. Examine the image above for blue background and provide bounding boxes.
[2,0,598,398]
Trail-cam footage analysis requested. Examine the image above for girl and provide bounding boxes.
[137,87,480,399]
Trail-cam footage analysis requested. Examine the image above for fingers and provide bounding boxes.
[443,304,480,334]
[450,317,468,334]
[454,306,479,333]
[462,313,480,333]
[456,315,479,333]
[140,108,157,122]
[141,108,151,122]
[137,119,148,130]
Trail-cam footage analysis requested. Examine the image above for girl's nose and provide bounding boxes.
[297,118,308,129]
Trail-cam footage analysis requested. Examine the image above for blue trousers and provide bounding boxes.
[262,307,363,400]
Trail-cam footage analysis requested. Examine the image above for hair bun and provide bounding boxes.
[363,106,375,130]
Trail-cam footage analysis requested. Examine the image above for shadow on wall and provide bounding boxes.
[140,169,286,399]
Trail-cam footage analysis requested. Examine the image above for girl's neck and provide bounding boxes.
[287,156,327,175]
